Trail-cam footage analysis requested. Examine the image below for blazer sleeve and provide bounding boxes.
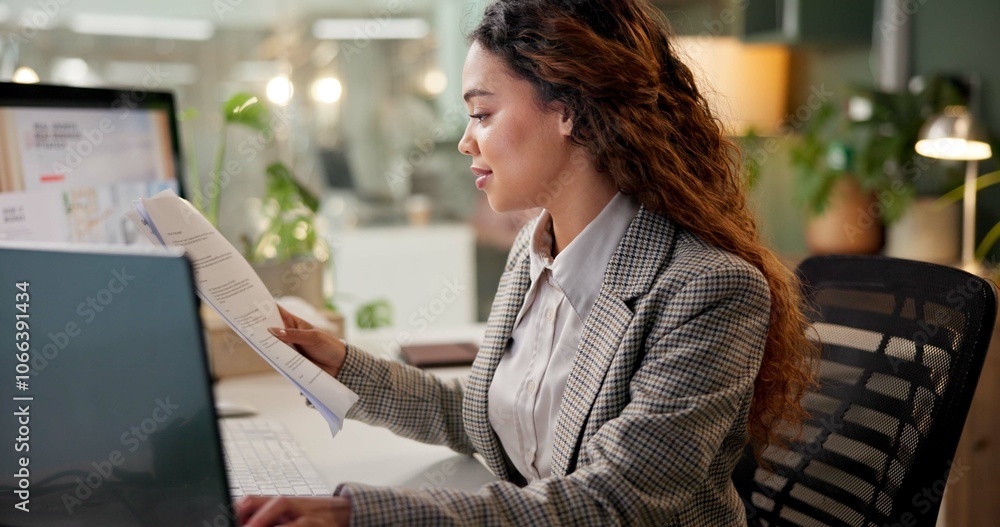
[336,343,475,456]
[335,260,771,526]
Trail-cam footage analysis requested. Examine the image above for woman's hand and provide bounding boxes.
[269,305,348,378]
[236,496,351,527]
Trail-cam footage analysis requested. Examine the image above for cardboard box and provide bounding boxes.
[201,305,344,378]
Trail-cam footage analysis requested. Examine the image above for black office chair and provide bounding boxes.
[733,255,998,527]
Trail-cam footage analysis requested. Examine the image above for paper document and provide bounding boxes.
[125,189,358,436]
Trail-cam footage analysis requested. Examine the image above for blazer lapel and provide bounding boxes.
[550,289,633,475]
[551,207,678,475]
[463,234,533,481]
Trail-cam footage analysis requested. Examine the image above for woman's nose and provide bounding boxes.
[458,123,478,156]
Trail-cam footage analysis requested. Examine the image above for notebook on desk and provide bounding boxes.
[0,242,327,527]
[400,342,480,368]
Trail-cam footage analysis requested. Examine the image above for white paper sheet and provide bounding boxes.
[125,189,357,436]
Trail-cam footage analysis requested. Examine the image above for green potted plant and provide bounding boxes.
[244,160,330,310]
[182,93,329,308]
[244,160,324,265]
[791,98,884,254]
[791,77,969,258]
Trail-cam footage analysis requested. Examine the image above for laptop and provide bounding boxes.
[0,242,308,526]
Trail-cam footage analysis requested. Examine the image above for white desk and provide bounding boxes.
[214,327,496,493]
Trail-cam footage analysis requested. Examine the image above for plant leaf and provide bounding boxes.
[222,92,270,132]
[178,108,199,122]
[356,299,393,329]
[266,162,319,212]
[976,220,1000,262]
[935,170,1000,207]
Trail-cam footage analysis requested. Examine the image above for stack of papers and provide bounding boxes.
[125,189,358,436]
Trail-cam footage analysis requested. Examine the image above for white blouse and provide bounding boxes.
[487,192,641,481]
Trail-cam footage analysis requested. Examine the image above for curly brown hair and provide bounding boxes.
[471,0,817,454]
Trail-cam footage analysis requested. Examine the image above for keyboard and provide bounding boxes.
[220,419,332,498]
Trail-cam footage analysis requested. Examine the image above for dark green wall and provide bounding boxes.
[914,0,1000,262]
[915,0,1000,139]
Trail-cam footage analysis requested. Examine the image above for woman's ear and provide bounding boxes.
[552,102,574,137]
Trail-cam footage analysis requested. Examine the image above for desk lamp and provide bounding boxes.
[915,105,993,271]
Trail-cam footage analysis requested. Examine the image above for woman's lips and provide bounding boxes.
[475,173,492,189]
[472,168,492,189]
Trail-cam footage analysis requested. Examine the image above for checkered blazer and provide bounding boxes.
[334,206,770,526]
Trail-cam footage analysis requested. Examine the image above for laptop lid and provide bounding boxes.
[0,242,233,527]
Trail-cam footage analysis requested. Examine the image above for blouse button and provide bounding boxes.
[526,380,537,394]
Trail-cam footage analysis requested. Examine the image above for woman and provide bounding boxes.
[239,0,814,525]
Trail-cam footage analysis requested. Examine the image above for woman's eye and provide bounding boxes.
[469,113,488,123]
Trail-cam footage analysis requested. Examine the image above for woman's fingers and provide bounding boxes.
[276,305,313,331]
[234,496,271,524]
[267,327,346,376]
[268,327,326,350]
[239,496,296,527]
[276,305,295,326]
[237,496,351,527]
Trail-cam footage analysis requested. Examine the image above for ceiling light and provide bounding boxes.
[312,18,430,40]
[71,14,214,41]
[106,61,199,86]
[51,58,89,84]
[311,77,342,104]
[12,67,39,84]
[422,70,447,96]
[266,76,294,106]
[20,7,57,29]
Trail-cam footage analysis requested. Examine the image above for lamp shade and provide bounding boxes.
[915,105,992,161]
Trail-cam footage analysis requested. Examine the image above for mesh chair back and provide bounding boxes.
[734,255,998,527]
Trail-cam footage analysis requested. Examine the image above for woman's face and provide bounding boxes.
[458,41,576,213]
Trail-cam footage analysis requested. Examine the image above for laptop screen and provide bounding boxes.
[0,244,232,527]
[0,82,183,245]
